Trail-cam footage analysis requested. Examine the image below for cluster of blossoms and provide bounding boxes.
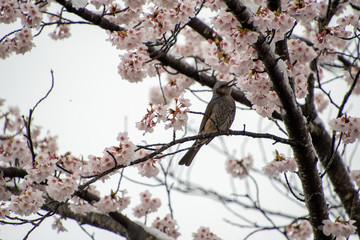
[150,74,194,104]
[152,214,181,239]
[48,13,71,40]
[85,132,137,176]
[225,155,253,179]
[136,96,191,133]
[46,175,79,202]
[117,46,157,83]
[0,27,35,59]
[135,149,161,178]
[94,190,130,213]
[253,6,295,42]
[329,115,360,144]
[286,220,312,240]
[8,186,45,216]
[314,93,329,113]
[322,218,356,239]
[133,190,161,218]
[238,64,281,117]
[24,153,57,183]
[262,151,298,177]
[192,226,222,240]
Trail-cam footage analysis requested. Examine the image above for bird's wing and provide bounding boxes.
[198,96,217,134]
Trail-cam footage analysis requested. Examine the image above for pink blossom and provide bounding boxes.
[52,217,67,233]
[0,177,11,201]
[153,0,178,9]
[350,170,360,188]
[0,0,21,24]
[20,2,42,27]
[286,220,312,240]
[286,0,319,24]
[0,202,10,219]
[314,93,329,113]
[107,6,141,25]
[118,47,151,83]
[69,196,95,214]
[101,132,136,167]
[288,39,317,64]
[90,0,113,10]
[25,153,57,183]
[150,75,194,104]
[9,186,45,216]
[13,27,35,55]
[262,151,298,177]
[329,115,360,144]
[107,28,145,50]
[225,155,253,179]
[212,8,238,34]
[124,0,145,10]
[152,214,180,239]
[322,219,356,238]
[192,226,222,240]
[164,97,190,131]
[94,190,130,213]
[133,190,161,218]
[344,67,360,95]
[46,175,78,202]
[57,153,83,174]
[135,150,160,178]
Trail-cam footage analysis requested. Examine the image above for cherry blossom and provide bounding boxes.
[94,190,130,213]
[192,226,222,240]
[262,151,298,177]
[286,220,312,240]
[9,186,45,216]
[149,74,194,104]
[0,177,11,201]
[286,0,319,25]
[314,93,329,113]
[135,149,161,178]
[344,66,360,95]
[69,196,95,214]
[107,28,145,50]
[46,175,79,202]
[136,103,167,133]
[24,153,57,183]
[20,2,42,27]
[133,190,161,218]
[52,217,67,233]
[350,170,360,188]
[0,202,10,219]
[164,97,190,131]
[0,0,21,24]
[225,155,253,179]
[152,214,180,239]
[322,218,356,239]
[13,27,35,55]
[118,46,157,83]
[329,115,360,144]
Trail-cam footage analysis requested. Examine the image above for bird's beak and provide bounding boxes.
[227,79,237,87]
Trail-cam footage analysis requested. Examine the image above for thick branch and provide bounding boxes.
[43,200,128,237]
[147,46,252,107]
[223,0,330,239]
[54,0,124,32]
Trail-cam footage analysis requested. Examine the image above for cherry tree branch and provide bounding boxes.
[223,1,330,239]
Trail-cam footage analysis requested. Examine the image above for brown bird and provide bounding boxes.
[179,80,236,166]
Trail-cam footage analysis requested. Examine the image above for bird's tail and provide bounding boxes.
[178,146,200,166]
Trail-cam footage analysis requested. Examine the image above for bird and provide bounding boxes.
[178,80,236,166]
